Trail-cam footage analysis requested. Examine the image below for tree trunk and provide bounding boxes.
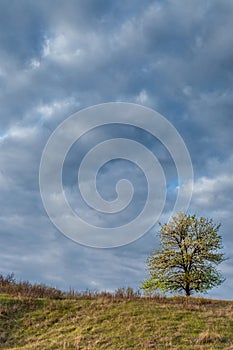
[185,285,190,297]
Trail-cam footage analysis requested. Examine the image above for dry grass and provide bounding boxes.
[0,275,232,349]
[196,329,222,344]
[0,293,232,349]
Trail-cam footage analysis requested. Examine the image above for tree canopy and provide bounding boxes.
[142,213,226,296]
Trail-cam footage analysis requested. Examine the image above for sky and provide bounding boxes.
[0,0,233,299]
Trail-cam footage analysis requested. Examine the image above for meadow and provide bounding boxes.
[0,274,232,349]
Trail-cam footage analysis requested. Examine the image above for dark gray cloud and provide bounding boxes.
[0,0,232,299]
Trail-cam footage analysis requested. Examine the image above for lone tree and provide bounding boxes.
[142,213,226,296]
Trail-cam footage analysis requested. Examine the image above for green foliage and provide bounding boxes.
[142,213,226,296]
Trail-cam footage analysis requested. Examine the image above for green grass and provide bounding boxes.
[0,294,233,349]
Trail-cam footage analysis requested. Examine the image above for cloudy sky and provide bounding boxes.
[0,0,233,299]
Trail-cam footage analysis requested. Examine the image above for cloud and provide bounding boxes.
[0,0,232,298]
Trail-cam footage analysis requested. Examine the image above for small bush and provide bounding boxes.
[114,287,141,299]
[0,273,63,299]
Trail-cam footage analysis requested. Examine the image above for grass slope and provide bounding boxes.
[0,294,233,349]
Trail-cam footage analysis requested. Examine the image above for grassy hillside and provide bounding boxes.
[1,293,233,349]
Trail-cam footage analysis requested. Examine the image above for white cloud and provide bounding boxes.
[191,174,233,210]
[42,37,51,57]
[29,59,41,69]
[135,90,149,105]
[0,0,233,298]
[36,98,79,121]
[8,125,37,139]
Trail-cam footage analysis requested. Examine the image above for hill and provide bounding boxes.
[1,292,233,349]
